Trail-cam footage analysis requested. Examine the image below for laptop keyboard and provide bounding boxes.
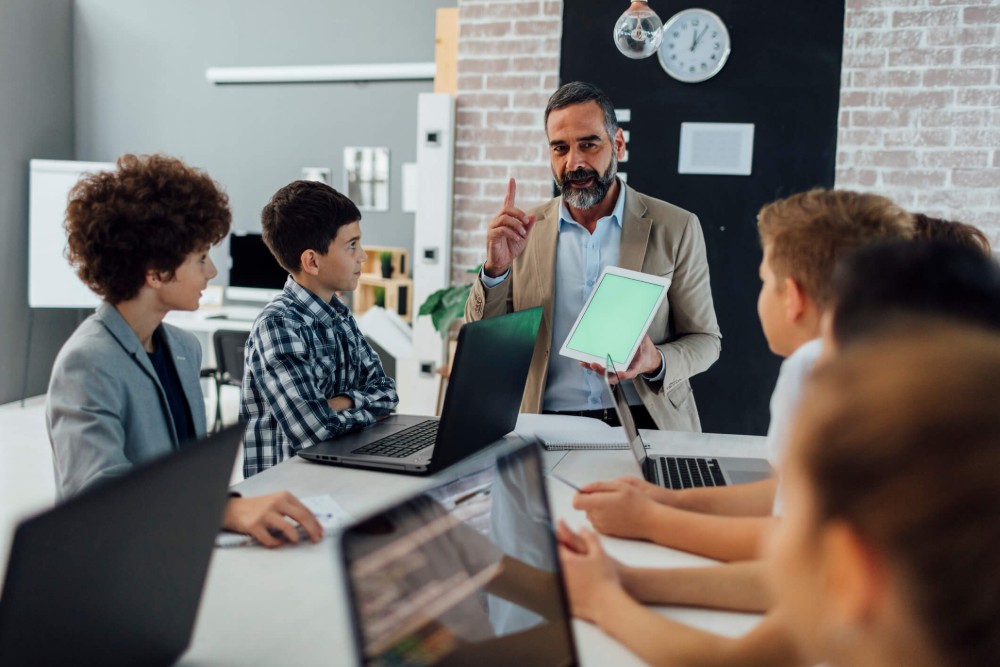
[352,420,439,458]
[660,456,727,489]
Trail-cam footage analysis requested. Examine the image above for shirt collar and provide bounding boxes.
[283,275,348,322]
[558,176,626,230]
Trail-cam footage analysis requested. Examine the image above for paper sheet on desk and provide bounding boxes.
[215,494,353,548]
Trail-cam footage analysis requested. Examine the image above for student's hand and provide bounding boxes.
[579,336,662,382]
[327,395,355,412]
[573,482,660,540]
[558,526,626,623]
[484,178,536,278]
[222,492,323,548]
[580,477,678,507]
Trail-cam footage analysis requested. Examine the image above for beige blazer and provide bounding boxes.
[465,185,721,432]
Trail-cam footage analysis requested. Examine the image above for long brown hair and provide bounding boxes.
[792,322,1000,667]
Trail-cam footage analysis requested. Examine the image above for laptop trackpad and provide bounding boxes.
[727,469,771,485]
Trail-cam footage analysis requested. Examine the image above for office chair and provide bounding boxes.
[203,329,249,432]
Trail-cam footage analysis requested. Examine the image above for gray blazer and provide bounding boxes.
[466,185,721,432]
[46,302,207,499]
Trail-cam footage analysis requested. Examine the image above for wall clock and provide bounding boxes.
[657,8,731,83]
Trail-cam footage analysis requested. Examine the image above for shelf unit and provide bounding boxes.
[354,247,413,322]
[360,246,408,279]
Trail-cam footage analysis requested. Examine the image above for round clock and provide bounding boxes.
[657,8,731,83]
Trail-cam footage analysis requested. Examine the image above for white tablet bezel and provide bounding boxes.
[558,266,671,368]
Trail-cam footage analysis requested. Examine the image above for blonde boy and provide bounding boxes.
[574,189,914,564]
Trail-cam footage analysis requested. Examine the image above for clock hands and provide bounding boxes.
[690,25,709,51]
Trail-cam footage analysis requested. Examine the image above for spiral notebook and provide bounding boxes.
[515,413,638,451]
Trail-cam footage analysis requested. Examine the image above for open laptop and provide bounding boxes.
[339,438,578,666]
[605,357,771,488]
[299,307,543,475]
[0,425,243,667]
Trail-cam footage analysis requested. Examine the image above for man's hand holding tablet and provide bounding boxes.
[579,335,662,385]
[559,266,671,382]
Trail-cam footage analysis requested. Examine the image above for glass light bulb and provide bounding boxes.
[613,1,663,59]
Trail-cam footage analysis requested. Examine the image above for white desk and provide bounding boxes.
[164,309,258,370]
[179,419,765,666]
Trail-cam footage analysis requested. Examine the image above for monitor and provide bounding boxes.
[228,232,287,290]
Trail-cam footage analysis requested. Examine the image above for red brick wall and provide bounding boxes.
[452,0,1000,276]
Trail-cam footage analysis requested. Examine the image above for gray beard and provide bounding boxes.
[558,153,618,210]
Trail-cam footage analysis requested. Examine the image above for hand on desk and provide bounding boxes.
[223,492,323,548]
[557,521,629,624]
[578,336,662,383]
[581,477,677,507]
[573,479,663,541]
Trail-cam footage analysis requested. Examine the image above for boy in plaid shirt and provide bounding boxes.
[241,181,398,476]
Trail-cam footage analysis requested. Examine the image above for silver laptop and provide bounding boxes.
[604,357,771,488]
[298,307,543,475]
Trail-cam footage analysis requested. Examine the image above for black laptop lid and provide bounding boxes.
[0,425,242,667]
[340,439,578,667]
[431,307,543,472]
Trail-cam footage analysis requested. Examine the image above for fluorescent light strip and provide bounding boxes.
[205,62,436,85]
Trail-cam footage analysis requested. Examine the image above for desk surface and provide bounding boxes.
[180,417,765,666]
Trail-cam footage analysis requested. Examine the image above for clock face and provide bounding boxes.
[657,8,731,83]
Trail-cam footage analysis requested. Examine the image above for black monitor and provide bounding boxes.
[229,232,287,290]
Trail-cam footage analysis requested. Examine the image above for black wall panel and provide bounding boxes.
[560,1,845,434]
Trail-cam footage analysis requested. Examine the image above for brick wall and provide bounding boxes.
[452,0,1000,276]
[837,0,1000,248]
[452,0,563,281]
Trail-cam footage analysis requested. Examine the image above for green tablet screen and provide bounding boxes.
[565,273,665,365]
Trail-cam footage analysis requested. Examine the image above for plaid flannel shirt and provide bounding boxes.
[241,277,398,476]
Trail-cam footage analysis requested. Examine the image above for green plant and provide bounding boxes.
[418,265,481,338]
[373,286,386,308]
[378,251,393,277]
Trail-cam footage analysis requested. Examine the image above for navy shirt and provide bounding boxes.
[147,328,194,445]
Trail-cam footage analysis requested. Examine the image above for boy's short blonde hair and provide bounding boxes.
[758,189,913,307]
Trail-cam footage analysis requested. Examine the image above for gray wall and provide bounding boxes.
[0,0,80,403]
[74,0,454,281]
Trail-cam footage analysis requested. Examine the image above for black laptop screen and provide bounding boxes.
[341,443,577,667]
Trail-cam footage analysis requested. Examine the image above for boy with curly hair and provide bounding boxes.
[48,154,322,547]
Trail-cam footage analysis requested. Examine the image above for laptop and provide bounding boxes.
[0,425,243,667]
[604,357,771,488]
[339,438,578,667]
[299,307,543,475]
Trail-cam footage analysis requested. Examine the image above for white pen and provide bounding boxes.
[546,471,582,492]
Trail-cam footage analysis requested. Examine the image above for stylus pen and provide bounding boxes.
[546,471,582,492]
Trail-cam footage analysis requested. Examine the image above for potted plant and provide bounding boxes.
[373,286,386,309]
[417,265,481,339]
[379,251,394,278]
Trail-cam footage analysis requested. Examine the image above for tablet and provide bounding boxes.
[559,266,671,368]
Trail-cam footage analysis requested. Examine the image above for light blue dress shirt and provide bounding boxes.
[482,179,664,411]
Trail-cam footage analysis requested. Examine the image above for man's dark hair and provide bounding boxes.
[260,180,361,272]
[831,239,1000,347]
[544,81,619,141]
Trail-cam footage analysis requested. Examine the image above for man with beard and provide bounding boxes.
[465,81,720,431]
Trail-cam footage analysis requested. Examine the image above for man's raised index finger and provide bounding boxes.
[503,177,516,209]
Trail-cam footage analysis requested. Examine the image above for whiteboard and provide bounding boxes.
[29,159,114,308]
